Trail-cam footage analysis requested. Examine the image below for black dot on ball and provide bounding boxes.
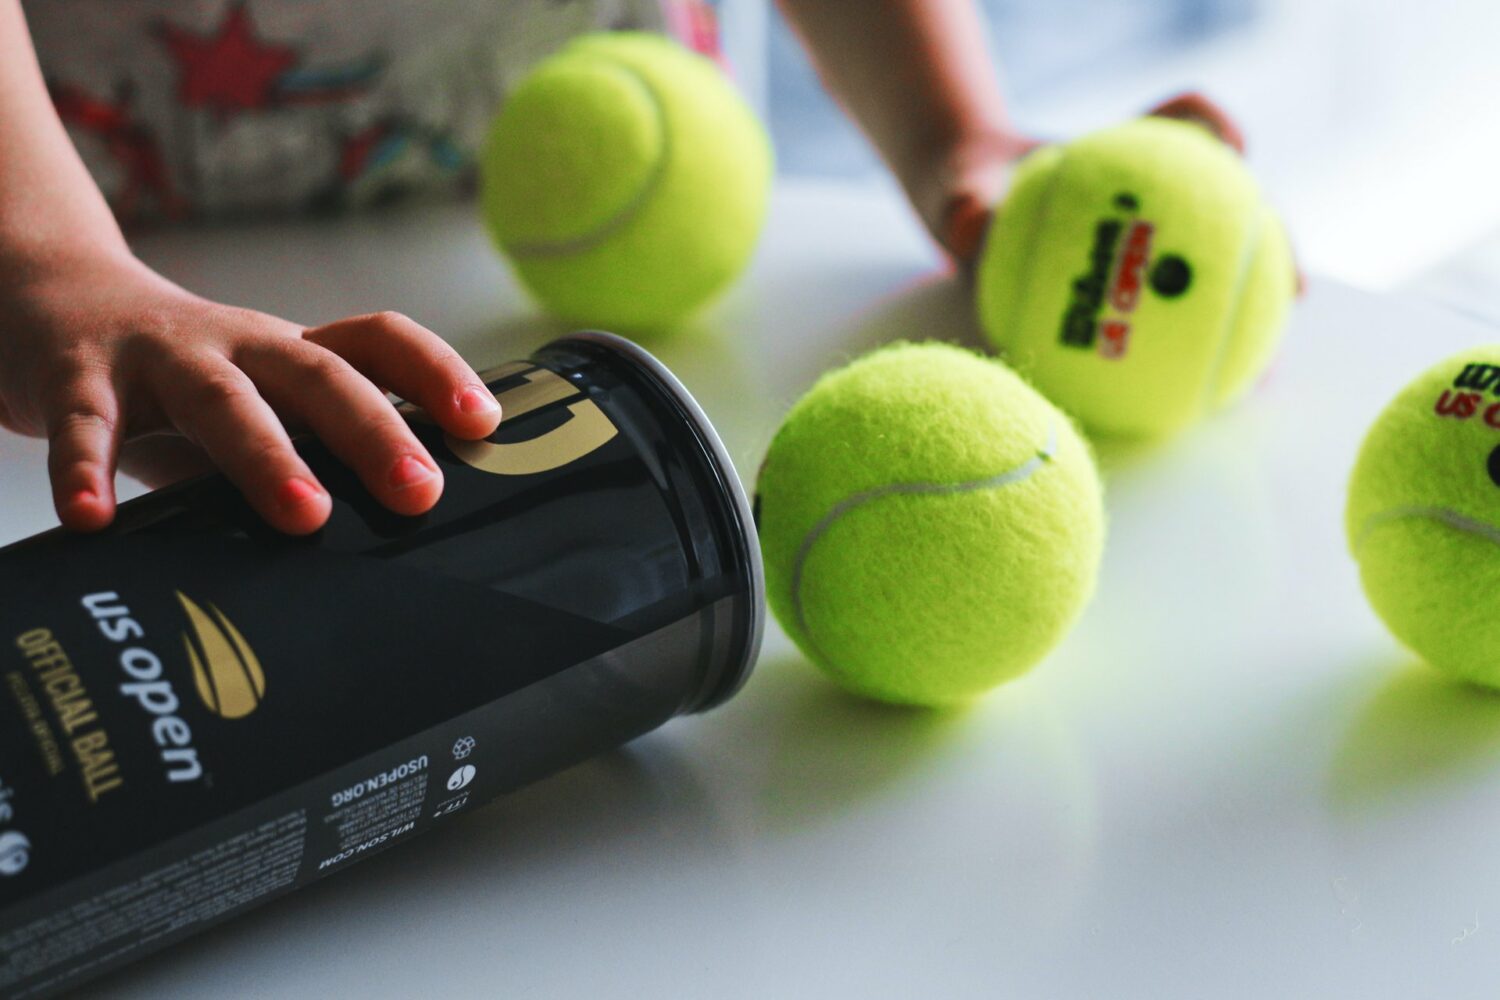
[1150,255,1193,298]
[752,492,763,528]
[1114,192,1139,212]
[1489,446,1500,487]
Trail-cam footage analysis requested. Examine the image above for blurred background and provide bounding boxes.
[724,0,1500,324]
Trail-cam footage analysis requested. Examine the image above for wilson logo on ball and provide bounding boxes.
[1453,363,1500,395]
[1059,192,1193,361]
[177,592,265,720]
[1433,365,1500,428]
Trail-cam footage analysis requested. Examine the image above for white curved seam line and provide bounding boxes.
[1197,205,1262,417]
[790,419,1061,640]
[505,58,670,258]
[1356,506,1500,551]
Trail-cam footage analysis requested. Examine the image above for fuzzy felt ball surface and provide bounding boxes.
[1347,346,1500,687]
[755,342,1106,707]
[977,116,1296,439]
[480,32,772,333]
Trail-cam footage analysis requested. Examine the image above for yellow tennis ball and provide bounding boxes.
[1347,347,1500,687]
[479,32,772,333]
[977,116,1296,438]
[755,342,1105,707]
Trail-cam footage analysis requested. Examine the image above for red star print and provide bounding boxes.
[159,4,297,115]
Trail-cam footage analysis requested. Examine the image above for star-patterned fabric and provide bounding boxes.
[23,0,725,224]
[158,5,299,115]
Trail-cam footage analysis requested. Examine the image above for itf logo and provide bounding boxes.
[0,830,31,876]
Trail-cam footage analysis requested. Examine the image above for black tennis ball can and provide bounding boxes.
[0,333,763,998]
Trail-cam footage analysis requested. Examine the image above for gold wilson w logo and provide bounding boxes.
[176,592,265,719]
[445,361,618,476]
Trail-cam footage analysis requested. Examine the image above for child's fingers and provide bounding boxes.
[920,132,1035,266]
[236,339,444,518]
[302,312,500,440]
[151,355,331,535]
[1145,93,1303,295]
[1148,91,1246,154]
[44,376,120,532]
[116,435,215,490]
[941,192,994,265]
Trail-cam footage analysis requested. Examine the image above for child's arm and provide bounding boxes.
[0,0,500,535]
[777,0,1249,264]
[776,0,1035,262]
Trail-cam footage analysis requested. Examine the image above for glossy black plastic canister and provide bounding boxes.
[0,332,763,998]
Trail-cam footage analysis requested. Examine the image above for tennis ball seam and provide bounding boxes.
[1353,505,1500,553]
[502,56,671,259]
[1195,205,1264,416]
[789,416,1062,644]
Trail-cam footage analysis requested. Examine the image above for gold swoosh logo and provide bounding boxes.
[177,592,265,719]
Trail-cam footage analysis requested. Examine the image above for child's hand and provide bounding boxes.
[931,92,1247,266]
[0,248,502,535]
[1147,91,1246,153]
[922,128,1040,264]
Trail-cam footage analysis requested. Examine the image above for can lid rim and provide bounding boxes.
[551,330,765,712]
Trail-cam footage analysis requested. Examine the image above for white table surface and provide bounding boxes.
[5,180,1499,998]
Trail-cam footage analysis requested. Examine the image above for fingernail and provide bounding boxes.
[278,477,322,508]
[389,455,438,489]
[458,387,500,415]
[946,199,989,262]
